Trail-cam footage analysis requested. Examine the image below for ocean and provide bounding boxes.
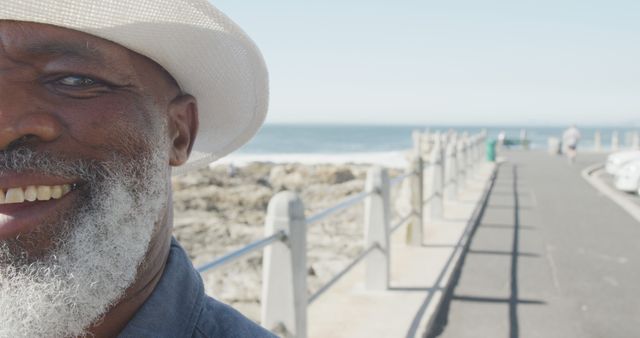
[218,124,637,167]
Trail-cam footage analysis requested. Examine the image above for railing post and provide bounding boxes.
[261,192,307,338]
[612,131,619,151]
[473,135,481,164]
[444,140,457,201]
[464,135,473,180]
[476,135,482,161]
[594,131,602,152]
[480,132,488,162]
[412,130,422,157]
[457,138,467,190]
[422,131,432,157]
[633,131,640,150]
[407,153,424,246]
[364,167,390,290]
[428,137,444,221]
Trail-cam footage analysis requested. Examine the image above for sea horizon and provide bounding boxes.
[236,124,637,154]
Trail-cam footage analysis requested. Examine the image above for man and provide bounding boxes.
[562,125,581,164]
[0,1,274,337]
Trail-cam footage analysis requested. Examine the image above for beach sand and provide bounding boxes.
[172,162,408,322]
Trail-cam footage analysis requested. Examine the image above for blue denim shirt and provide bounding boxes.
[119,238,277,338]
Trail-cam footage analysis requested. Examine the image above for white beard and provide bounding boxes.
[0,146,169,338]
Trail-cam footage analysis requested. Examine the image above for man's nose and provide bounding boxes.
[0,89,64,150]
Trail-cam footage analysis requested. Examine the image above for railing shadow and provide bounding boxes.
[426,164,543,338]
[508,164,521,338]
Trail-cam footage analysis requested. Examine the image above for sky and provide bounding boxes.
[214,0,640,126]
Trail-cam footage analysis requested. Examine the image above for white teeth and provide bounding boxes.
[51,186,63,199]
[37,186,52,201]
[0,184,75,204]
[5,188,25,204]
[24,186,37,202]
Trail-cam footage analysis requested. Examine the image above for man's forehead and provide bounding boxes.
[0,21,131,63]
[0,20,180,89]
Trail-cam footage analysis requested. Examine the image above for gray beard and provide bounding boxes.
[0,147,169,338]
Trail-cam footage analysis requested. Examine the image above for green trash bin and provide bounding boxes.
[486,139,497,162]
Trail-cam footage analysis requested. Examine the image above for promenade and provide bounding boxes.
[430,151,640,338]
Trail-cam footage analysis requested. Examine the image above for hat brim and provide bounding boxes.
[1,0,269,176]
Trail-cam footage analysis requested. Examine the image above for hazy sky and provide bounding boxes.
[214,0,640,126]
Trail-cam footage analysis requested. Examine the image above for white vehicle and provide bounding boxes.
[614,158,640,193]
[606,150,640,175]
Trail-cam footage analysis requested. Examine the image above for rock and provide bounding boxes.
[269,165,305,191]
[313,166,355,184]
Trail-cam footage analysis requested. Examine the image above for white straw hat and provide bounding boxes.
[1,0,269,175]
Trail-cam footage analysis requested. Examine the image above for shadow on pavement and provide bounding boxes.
[426,164,545,338]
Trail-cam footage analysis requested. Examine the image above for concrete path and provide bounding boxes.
[308,162,496,338]
[430,151,640,338]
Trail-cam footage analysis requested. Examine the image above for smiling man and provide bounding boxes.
[0,1,272,337]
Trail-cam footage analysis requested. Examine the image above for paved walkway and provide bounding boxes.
[430,151,640,338]
[308,162,496,338]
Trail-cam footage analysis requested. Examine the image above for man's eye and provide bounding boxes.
[57,76,98,87]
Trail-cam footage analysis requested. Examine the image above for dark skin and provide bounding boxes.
[0,21,199,337]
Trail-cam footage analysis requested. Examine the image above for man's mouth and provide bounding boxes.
[0,180,82,240]
[0,184,77,204]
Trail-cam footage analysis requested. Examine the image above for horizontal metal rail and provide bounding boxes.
[306,190,374,226]
[390,212,413,234]
[308,243,382,304]
[423,193,436,206]
[198,171,411,274]
[197,230,287,274]
[307,170,414,226]
[390,172,413,186]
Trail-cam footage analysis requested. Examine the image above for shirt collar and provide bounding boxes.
[118,238,204,337]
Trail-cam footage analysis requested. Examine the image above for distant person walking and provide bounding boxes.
[497,130,506,149]
[562,125,581,163]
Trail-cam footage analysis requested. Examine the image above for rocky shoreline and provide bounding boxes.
[172,161,407,322]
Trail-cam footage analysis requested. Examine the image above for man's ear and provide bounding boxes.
[167,94,199,166]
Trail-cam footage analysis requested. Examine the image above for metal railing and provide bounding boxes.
[197,231,286,273]
[195,129,488,338]
[305,190,374,226]
[197,172,411,274]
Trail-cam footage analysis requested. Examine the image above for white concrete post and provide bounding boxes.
[474,135,481,163]
[428,138,444,221]
[612,131,619,151]
[478,134,486,162]
[412,130,422,157]
[444,141,457,200]
[457,139,467,190]
[441,132,448,146]
[364,167,390,290]
[468,135,475,165]
[625,132,633,149]
[468,136,474,166]
[520,129,528,149]
[407,153,423,246]
[421,131,431,157]
[464,135,473,183]
[472,134,481,166]
[422,129,431,151]
[261,192,307,338]
[632,131,640,150]
[467,135,477,170]
[594,131,602,152]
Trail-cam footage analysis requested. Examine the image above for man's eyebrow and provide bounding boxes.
[23,41,107,63]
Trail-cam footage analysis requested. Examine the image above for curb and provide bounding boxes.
[581,163,640,223]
